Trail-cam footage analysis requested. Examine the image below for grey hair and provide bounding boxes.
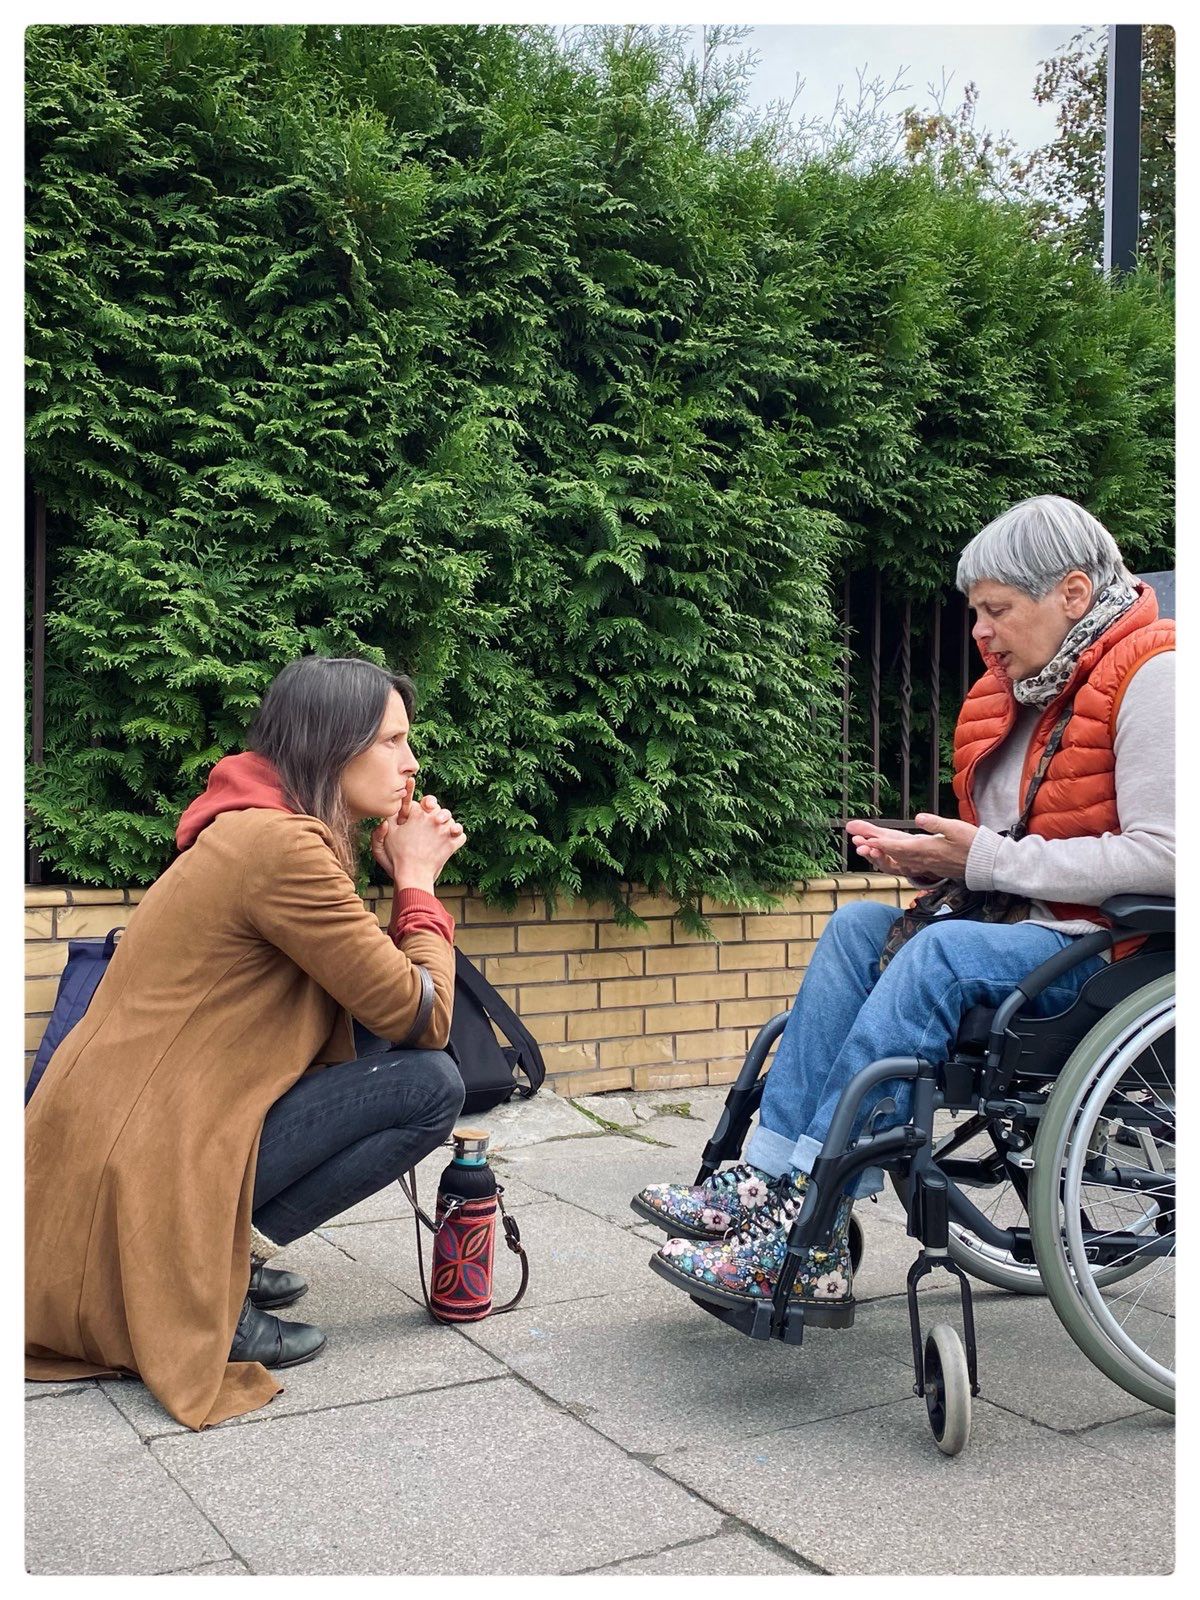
[956,495,1135,600]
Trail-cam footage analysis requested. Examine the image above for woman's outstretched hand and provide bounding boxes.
[372,786,467,892]
[845,814,977,879]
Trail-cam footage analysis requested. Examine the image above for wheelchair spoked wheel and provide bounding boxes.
[1030,976,1175,1408]
[1031,975,1175,1413]
[890,1117,1157,1297]
[923,1324,971,1456]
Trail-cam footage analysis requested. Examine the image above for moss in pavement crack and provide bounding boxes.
[567,1099,669,1146]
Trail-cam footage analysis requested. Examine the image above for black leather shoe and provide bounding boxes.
[228,1295,326,1369]
[248,1261,308,1311]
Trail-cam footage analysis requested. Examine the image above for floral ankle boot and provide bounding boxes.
[650,1184,854,1314]
[631,1162,795,1239]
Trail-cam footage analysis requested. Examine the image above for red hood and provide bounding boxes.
[175,751,292,850]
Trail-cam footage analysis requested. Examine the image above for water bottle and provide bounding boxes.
[430,1128,499,1321]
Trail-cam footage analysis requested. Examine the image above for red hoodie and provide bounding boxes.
[175,751,454,944]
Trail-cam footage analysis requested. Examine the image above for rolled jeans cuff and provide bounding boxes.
[746,1125,884,1200]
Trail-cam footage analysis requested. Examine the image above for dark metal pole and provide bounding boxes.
[28,491,46,884]
[1104,24,1142,275]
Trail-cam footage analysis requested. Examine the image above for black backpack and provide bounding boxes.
[353,949,545,1114]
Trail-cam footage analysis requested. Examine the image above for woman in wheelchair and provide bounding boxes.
[634,494,1174,1323]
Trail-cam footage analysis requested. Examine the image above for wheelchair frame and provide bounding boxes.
[675,895,1175,1453]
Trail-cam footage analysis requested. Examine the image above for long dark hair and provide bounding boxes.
[247,656,416,876]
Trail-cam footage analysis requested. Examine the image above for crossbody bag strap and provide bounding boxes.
[1010,697,1076,843]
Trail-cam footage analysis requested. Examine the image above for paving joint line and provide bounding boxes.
[92,1386,246,1573]
[138,1371,510,1442]
[976,1391,1159,1441]
[567,1517,816,1575]
[475,1342,828,1574]
[650,1394,917,1461]
[155,1555,252,1576]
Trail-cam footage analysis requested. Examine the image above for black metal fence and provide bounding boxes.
[833,569,977,868]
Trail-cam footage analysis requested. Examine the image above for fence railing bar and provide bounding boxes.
[839,574,851,867]
[898,596,912,820]
[28,489,47,884]
[870,570,881,811]
[928,597,941,815]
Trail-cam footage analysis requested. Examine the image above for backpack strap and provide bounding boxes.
[453,949,545,1096]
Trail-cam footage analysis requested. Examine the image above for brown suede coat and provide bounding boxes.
[25,809,456,1430]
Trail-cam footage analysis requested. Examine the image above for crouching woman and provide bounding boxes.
[26,656,466,1430]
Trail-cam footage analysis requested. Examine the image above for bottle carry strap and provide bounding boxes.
[399,1167,530,1323]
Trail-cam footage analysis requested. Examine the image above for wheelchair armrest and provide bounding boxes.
[984,928,1114,1083]
[1101,895,1175,934]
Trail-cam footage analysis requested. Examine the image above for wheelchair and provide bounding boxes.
[647,894,1175,1457]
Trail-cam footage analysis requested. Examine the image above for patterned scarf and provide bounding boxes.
[1012,577,1140,707]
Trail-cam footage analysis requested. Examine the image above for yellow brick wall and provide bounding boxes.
[24,877,909,1093]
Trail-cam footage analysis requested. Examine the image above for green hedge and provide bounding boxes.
[26,24,1174,916]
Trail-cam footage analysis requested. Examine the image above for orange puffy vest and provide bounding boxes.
[952,583,1174,930]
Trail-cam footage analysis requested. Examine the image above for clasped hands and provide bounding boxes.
[371,777,467,890]
[845,813,978,881]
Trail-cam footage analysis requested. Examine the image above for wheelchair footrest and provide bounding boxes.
[688,1291,855,1344]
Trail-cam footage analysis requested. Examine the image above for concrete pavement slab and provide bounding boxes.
[660,1395,1174,1574]
[462,1282,915,1455]
[582,1529,806,1574]
[151,1376,724,1575]
[640,1120,713,1158]
[329,1196,651,1311]
[637,1089,730,1141]
[26,1387,233,1575]
[574,1093,639,1125]
[848,1208,919,1300]
[496,1132,698,1227]
[105,1232,501,1438]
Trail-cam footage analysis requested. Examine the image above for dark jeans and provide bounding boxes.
[251,1049,465,1246]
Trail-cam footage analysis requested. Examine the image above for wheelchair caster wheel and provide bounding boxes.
[924,1324,971,1456]
[848,1212,864,1275]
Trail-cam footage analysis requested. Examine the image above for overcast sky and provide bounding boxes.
[727,24,1100,157]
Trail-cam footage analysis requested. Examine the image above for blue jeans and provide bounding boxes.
[251,1049,464,1245]
[744,902,1106,1197]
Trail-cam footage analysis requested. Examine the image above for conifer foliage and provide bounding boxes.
[26,25,1173,913]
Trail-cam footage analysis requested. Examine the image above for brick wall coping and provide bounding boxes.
[26,876,906,910]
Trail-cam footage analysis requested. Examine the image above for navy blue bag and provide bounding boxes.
[25,928,121,1106]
